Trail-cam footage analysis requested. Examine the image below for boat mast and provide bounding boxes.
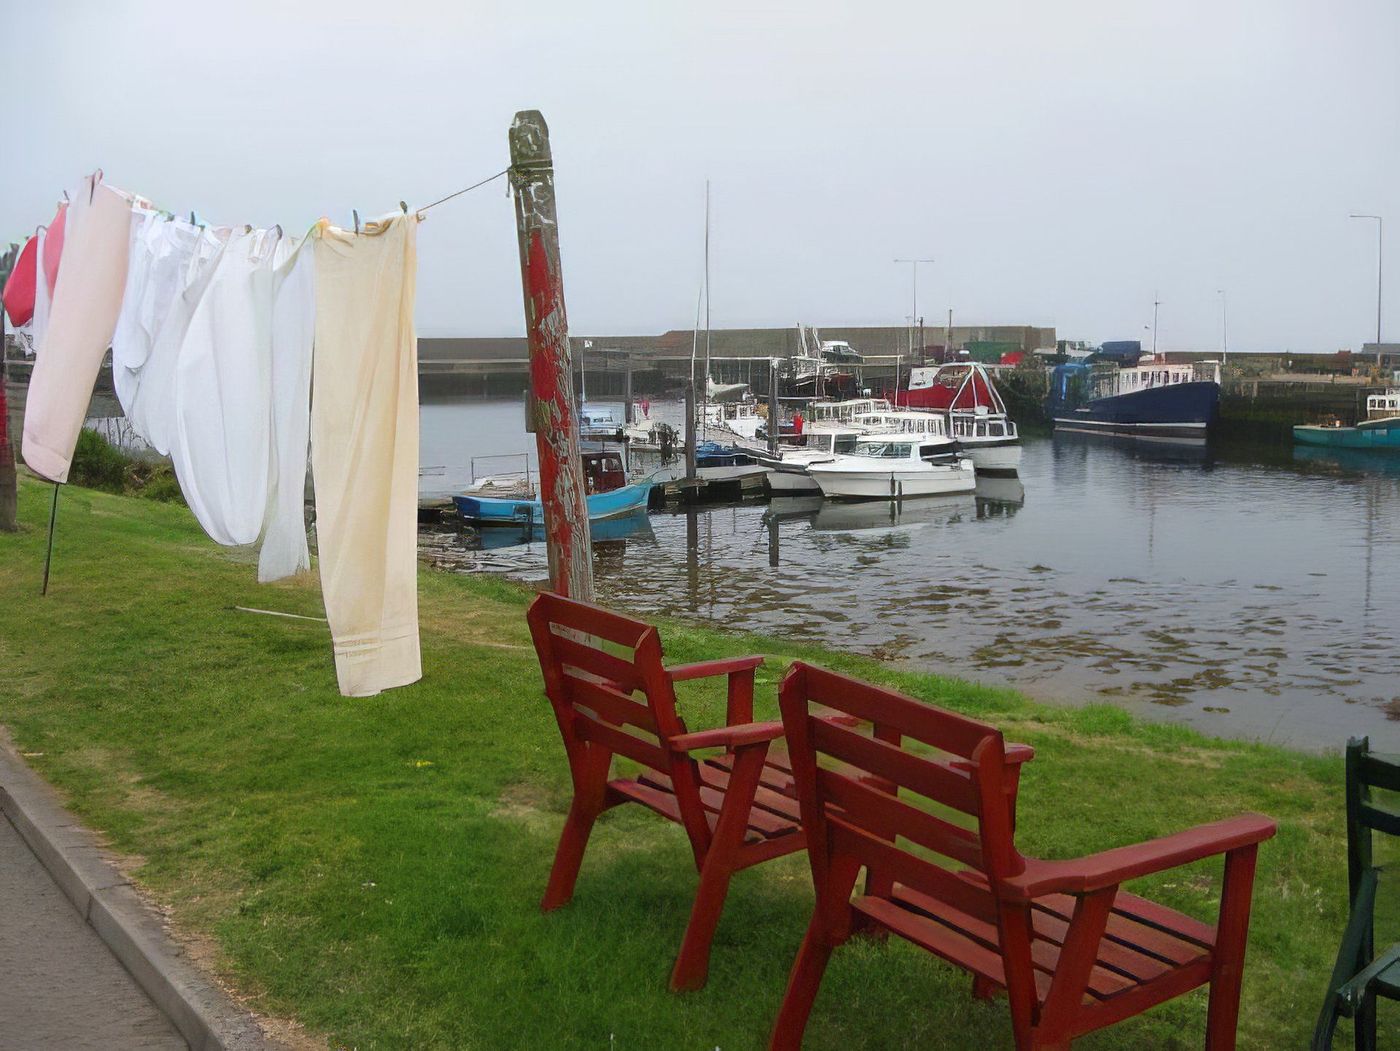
[703,179,711,431]
[1151,293,1161,359]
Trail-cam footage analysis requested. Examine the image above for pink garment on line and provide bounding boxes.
[21,176,131,483]
[43,202,66,293]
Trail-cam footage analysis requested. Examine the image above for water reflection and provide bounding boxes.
[1293,444,1400,478]
[1052,429,1214,466]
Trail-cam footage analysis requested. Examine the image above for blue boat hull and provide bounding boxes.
[1047,381,1219,441]
[1293,420,1400,450]
[454,481,652,525]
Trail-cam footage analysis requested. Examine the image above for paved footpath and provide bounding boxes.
[0,812,186,1050]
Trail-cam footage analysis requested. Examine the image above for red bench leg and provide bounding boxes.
[768,917,836,1051]
[541,745,611,912]
[1206,845,1259,1051]
[670,745,768,991]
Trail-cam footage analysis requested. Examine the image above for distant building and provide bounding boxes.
[1361,343,1400,367]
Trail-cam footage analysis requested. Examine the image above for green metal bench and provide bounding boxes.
[1314,736,1400,1050]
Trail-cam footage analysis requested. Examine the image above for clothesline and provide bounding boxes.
[4,166,512,250]
[416,167,511,213]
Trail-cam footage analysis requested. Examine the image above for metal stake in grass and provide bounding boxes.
[41,482,58,596]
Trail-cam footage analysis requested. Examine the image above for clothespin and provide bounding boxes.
[352,209,360,234]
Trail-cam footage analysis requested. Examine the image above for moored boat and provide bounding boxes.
[808,434,976,500]
[1046,352,1221,442]
[1294,389,1400,451]
[454,450,652,525]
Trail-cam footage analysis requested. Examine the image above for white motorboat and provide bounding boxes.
[757,427,864,494]
[579,402,624,439]
[950,408,1022,475]
[808,434,976,501]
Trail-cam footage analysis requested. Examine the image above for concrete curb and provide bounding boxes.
[0,733,280,1051]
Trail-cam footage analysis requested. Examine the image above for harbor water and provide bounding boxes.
[424,397,1400,751]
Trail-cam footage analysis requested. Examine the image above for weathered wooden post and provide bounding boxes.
[684,385,697,482]
[509,110,594,601]
[624,356,634,425]
[767,358,779,456]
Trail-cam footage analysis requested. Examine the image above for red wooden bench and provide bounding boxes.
[770,661,1277,1050]
[527,593,806,990]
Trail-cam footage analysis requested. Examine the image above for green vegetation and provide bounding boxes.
[0,474,1371,1049]
[68,429,185,503]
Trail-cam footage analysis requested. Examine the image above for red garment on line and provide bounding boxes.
[2,235,37,326]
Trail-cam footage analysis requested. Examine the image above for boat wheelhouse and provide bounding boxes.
[807,397,891,428]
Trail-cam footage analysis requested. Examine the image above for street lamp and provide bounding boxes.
[1217,289,1228,366]
[1350,213,1384,364]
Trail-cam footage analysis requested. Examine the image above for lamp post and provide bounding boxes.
[1217,289,1228,367]
[1350,213,1383,364]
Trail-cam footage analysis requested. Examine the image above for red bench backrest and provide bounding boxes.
[777,661,1027,924]
[527,593,711,844]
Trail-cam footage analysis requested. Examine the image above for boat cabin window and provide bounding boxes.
[806,434,833,453]
[834,435,859,454]
[852,441,911,459]
[918,444,948,461]
[988,422,1003,437]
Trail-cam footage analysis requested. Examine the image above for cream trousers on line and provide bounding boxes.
[311,213,421,697]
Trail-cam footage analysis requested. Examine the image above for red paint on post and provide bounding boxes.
[510,110,594,601]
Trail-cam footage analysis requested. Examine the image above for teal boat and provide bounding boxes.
[454,450,653,526]
[1294,389,1400,450]
[454,481,651,525]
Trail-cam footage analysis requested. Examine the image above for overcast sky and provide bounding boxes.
[3,0,1397,352]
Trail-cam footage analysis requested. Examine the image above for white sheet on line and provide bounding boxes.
[258,232,315,582]
[169,228,277,547]
[115,219,225,455]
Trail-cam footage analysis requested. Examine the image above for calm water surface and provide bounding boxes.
[423,397,1400,750]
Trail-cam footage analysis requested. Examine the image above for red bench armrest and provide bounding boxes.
[999,813,1277,902]
[951,742,1034,771]
[668,720,784,753]
[665,655,765,682]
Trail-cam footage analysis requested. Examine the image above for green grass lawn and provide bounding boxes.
[0,473,1372,1049]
